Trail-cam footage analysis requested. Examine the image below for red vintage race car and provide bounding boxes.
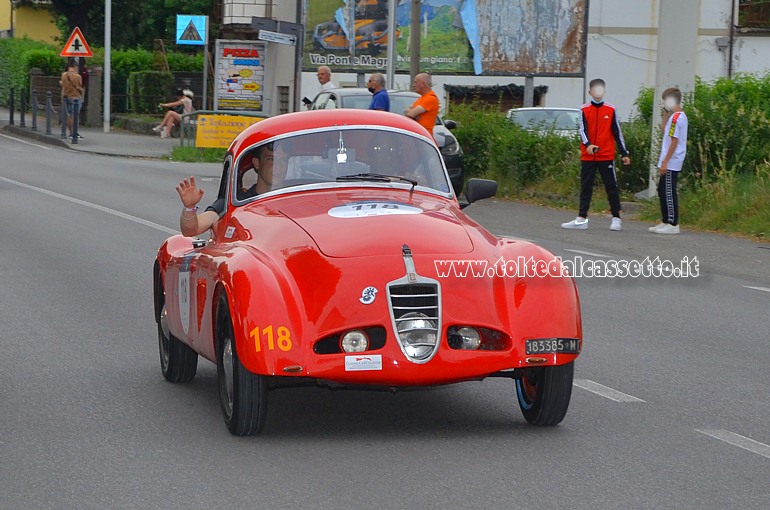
[154,109,582,435]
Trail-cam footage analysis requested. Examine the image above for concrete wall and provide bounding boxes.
[221,0,299,117]
[5,6,59,45]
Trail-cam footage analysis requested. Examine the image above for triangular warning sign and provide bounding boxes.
[61,27,93,57]
[179,21,202,42]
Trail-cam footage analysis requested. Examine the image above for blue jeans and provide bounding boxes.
[65,98,81,114]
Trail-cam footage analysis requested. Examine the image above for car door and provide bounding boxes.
[312,92,339,110]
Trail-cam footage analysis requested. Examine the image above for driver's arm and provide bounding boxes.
[180,209,218,237]
[176,176,220,237]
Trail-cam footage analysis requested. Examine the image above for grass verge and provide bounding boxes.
[171,146,226,163]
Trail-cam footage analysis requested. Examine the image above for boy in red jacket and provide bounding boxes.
[562,79,631,231]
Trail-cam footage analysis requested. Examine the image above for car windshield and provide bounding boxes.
[232,127,451,203]
[510,109,579,130]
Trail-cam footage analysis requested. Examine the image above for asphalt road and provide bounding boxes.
[1,135,768,510]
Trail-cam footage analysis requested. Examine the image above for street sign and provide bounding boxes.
[61,27,93,57]
[176,15,207,46]
[258,30,297,46]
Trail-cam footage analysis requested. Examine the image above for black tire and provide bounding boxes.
[515,362,574,426]
[156,280,198,383]
[216,295,268,436]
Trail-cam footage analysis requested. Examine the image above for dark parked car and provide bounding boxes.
[310,88,465,195]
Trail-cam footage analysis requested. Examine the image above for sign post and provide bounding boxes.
[176,15,208,108]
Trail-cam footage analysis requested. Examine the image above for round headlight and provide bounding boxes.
[456,327,481,350]
[397,312,437,359]
[340,330,369,353]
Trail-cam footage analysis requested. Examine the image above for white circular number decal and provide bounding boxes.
[328,201,423,218]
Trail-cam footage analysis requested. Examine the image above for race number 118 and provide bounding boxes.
[250,325,292,352]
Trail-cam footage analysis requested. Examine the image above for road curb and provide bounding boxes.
[2,124,72,150]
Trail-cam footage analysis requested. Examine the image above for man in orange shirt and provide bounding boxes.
[404,73,439,137]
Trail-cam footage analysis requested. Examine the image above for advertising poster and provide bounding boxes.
[303,0,586,76]
[194,115,266,148]
[214,39,268,112]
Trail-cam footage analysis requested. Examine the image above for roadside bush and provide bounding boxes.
[0,38,56,105]
[22,49,61,76]
[128,71,174,114]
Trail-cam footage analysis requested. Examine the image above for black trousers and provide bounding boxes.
[579,160,621,218]
[657,170,679,226]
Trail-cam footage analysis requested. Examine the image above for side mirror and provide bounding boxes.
[461,178,497,209]
[443,119,457,130]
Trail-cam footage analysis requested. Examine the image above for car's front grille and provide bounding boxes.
[386,256,442,363]
[389,284,439,324]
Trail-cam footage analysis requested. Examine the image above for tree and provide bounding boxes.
[44,0,216,49]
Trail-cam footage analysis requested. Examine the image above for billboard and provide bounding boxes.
[214,39,268,112]
[303,0,587,76]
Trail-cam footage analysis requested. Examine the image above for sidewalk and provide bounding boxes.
[0,107,178,159]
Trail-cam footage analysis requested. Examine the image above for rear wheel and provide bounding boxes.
[157,283,197,383]
[516,362,574,426]
[216,295,268,436]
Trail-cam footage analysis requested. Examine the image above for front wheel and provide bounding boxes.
[216,295,268,436]
[516,362,574,426]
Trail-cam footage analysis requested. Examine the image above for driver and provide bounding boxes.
[176,141,289,237]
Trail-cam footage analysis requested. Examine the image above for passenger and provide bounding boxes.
[176,142,288,236]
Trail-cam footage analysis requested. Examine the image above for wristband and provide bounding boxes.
[184,206,198,212]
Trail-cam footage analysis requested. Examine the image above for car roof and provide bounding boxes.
[319,87,418,97]
[228,109,432,155]
[509,107,580,112]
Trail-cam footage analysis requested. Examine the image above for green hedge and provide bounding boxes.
[0,38,56,106]
[450,74,770,199]
[128,71,174,114]
[0,40,203,113]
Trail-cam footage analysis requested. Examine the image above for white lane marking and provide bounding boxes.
[0,132,52,150]
[696,429,770,460]
[743,285,770,293]
[573,379,646,402]
[0,176,178,235]
[563,248,611,259]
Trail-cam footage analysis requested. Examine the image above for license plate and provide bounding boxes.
[525,338,581,355]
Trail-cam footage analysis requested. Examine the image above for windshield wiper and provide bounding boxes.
[336,173,418,190]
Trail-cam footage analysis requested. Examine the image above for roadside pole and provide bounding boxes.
[386,0,397,89]
[203,16,209,110]
[638,0,698,199]
[104,0,111,133]
[409,0,421,83]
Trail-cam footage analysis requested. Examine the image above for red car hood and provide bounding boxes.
[276,189,474,258]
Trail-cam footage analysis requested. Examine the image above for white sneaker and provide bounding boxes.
[561,217,589,229]
[648,223,666,232]
[160,127,169,139]
[652,223,680,234]
[610,217,622,231]
[152,125,162,133]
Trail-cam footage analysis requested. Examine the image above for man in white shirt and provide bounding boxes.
[650,87,688,235]
[317,66,336,91]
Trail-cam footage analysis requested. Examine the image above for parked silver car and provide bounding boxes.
[507,107,580,137]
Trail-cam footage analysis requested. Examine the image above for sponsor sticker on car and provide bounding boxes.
[345,354,383,371]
